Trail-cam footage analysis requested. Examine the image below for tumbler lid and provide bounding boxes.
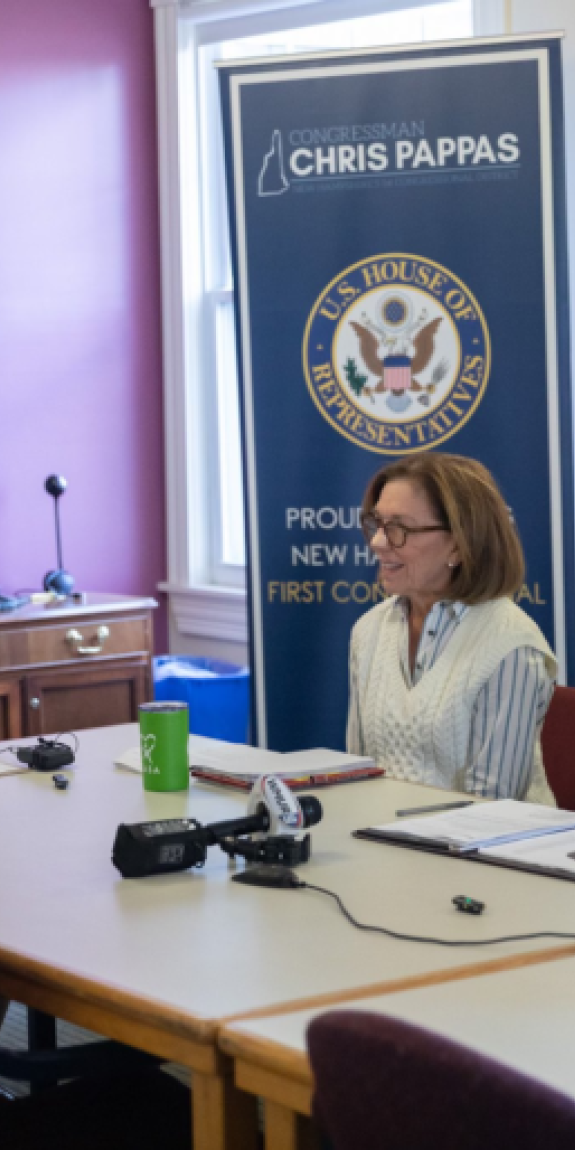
[139,702,188,713]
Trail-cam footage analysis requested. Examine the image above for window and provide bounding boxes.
[155,0,483,640]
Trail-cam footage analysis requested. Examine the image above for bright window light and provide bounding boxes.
[186,2,474,579]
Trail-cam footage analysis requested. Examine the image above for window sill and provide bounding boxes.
[158,582,248,643]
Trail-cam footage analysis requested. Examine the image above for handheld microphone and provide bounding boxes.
[112,776,322,879]
[244,775,322,837]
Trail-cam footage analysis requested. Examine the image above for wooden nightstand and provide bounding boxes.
[0,593,157,739]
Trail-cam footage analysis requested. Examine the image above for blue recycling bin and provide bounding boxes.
[153,656,250,744]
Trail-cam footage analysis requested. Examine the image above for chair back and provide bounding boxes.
[307,1010,575,1150]
[541,685,575,809]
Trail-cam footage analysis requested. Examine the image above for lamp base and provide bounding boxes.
[43,569,75,596]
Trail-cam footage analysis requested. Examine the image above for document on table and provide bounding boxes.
[379,800,575,851]
[355,800,575,879]
[114,737,380,789]
[481,830,575,877]
[0,758,27,778]
[114,737,284,781]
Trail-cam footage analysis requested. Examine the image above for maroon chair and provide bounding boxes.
[307,1010,575,1150]
[541,685,575,810]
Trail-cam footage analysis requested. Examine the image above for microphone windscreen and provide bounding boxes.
[299,795,322,827]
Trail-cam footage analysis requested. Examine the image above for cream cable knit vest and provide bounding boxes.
[351,597,557,804]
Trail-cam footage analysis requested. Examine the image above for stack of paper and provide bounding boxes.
[373,800,575,852]
[115,735,382,790]
[356,800,575,880]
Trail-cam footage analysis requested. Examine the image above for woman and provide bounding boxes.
[347,453,557,803]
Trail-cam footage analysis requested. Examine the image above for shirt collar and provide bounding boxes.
[393,596,468,623]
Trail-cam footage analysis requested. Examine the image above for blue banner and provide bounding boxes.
[219,36,573,752]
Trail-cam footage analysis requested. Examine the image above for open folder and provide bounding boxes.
[354,799,575,883]
[115,737,383,790]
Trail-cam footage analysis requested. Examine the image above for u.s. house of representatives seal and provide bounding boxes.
[303,253,490,454]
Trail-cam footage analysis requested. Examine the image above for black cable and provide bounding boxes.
[298,880,575,947]
[52,731,80,754]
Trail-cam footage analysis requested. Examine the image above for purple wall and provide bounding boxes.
[0,0,167,650]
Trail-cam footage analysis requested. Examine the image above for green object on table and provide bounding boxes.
[139,701,189,792]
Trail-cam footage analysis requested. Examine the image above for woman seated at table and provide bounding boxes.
[347,453,557,804]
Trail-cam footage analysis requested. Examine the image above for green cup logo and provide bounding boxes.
[141,733,158,775]
[139,702,189,792]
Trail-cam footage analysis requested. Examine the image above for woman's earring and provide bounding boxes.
[447,561,456,569]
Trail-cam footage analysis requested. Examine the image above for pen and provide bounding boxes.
[395,800,475,817]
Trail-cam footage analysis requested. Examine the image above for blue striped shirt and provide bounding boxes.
[397,599,555,799]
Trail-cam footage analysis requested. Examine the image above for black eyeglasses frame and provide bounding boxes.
[360,512,449,549]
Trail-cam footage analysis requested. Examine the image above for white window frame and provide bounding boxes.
[152,0,504,646]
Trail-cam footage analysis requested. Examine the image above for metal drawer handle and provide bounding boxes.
[66,625,110,655]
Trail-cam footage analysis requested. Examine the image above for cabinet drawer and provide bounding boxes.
[25,660,151,735]
[0,614,151,671]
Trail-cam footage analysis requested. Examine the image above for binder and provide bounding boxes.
[354,799,575,884]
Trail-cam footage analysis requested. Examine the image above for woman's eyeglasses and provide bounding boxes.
[360,512,449,549]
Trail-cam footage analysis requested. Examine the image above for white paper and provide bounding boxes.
[373,799,575,851]
[0,758,27,778]
[281,748,376,774]
[114,747,144,773]
[114,738,376,779]
[114,738,285,777]
[188,736,284,776]
[481,828,575,874]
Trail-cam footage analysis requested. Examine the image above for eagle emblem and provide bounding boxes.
[347,290,449,412]
[303,253,490,455]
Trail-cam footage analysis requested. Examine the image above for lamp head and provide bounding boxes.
[43,569,75,595]
[45,475,67,499]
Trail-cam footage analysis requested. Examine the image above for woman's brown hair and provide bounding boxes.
[362,453,524,605]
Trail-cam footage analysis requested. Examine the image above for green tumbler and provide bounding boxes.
[139,702,189,792]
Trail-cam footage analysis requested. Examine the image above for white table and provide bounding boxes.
[1,723,574,1149]
[220,954,575,1149]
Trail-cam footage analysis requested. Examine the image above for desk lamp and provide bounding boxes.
[43,474,75,595]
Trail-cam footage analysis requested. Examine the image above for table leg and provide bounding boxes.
[265,1101,297,1150]
[264,1102,321,1150]
[193,1067,260,1150]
